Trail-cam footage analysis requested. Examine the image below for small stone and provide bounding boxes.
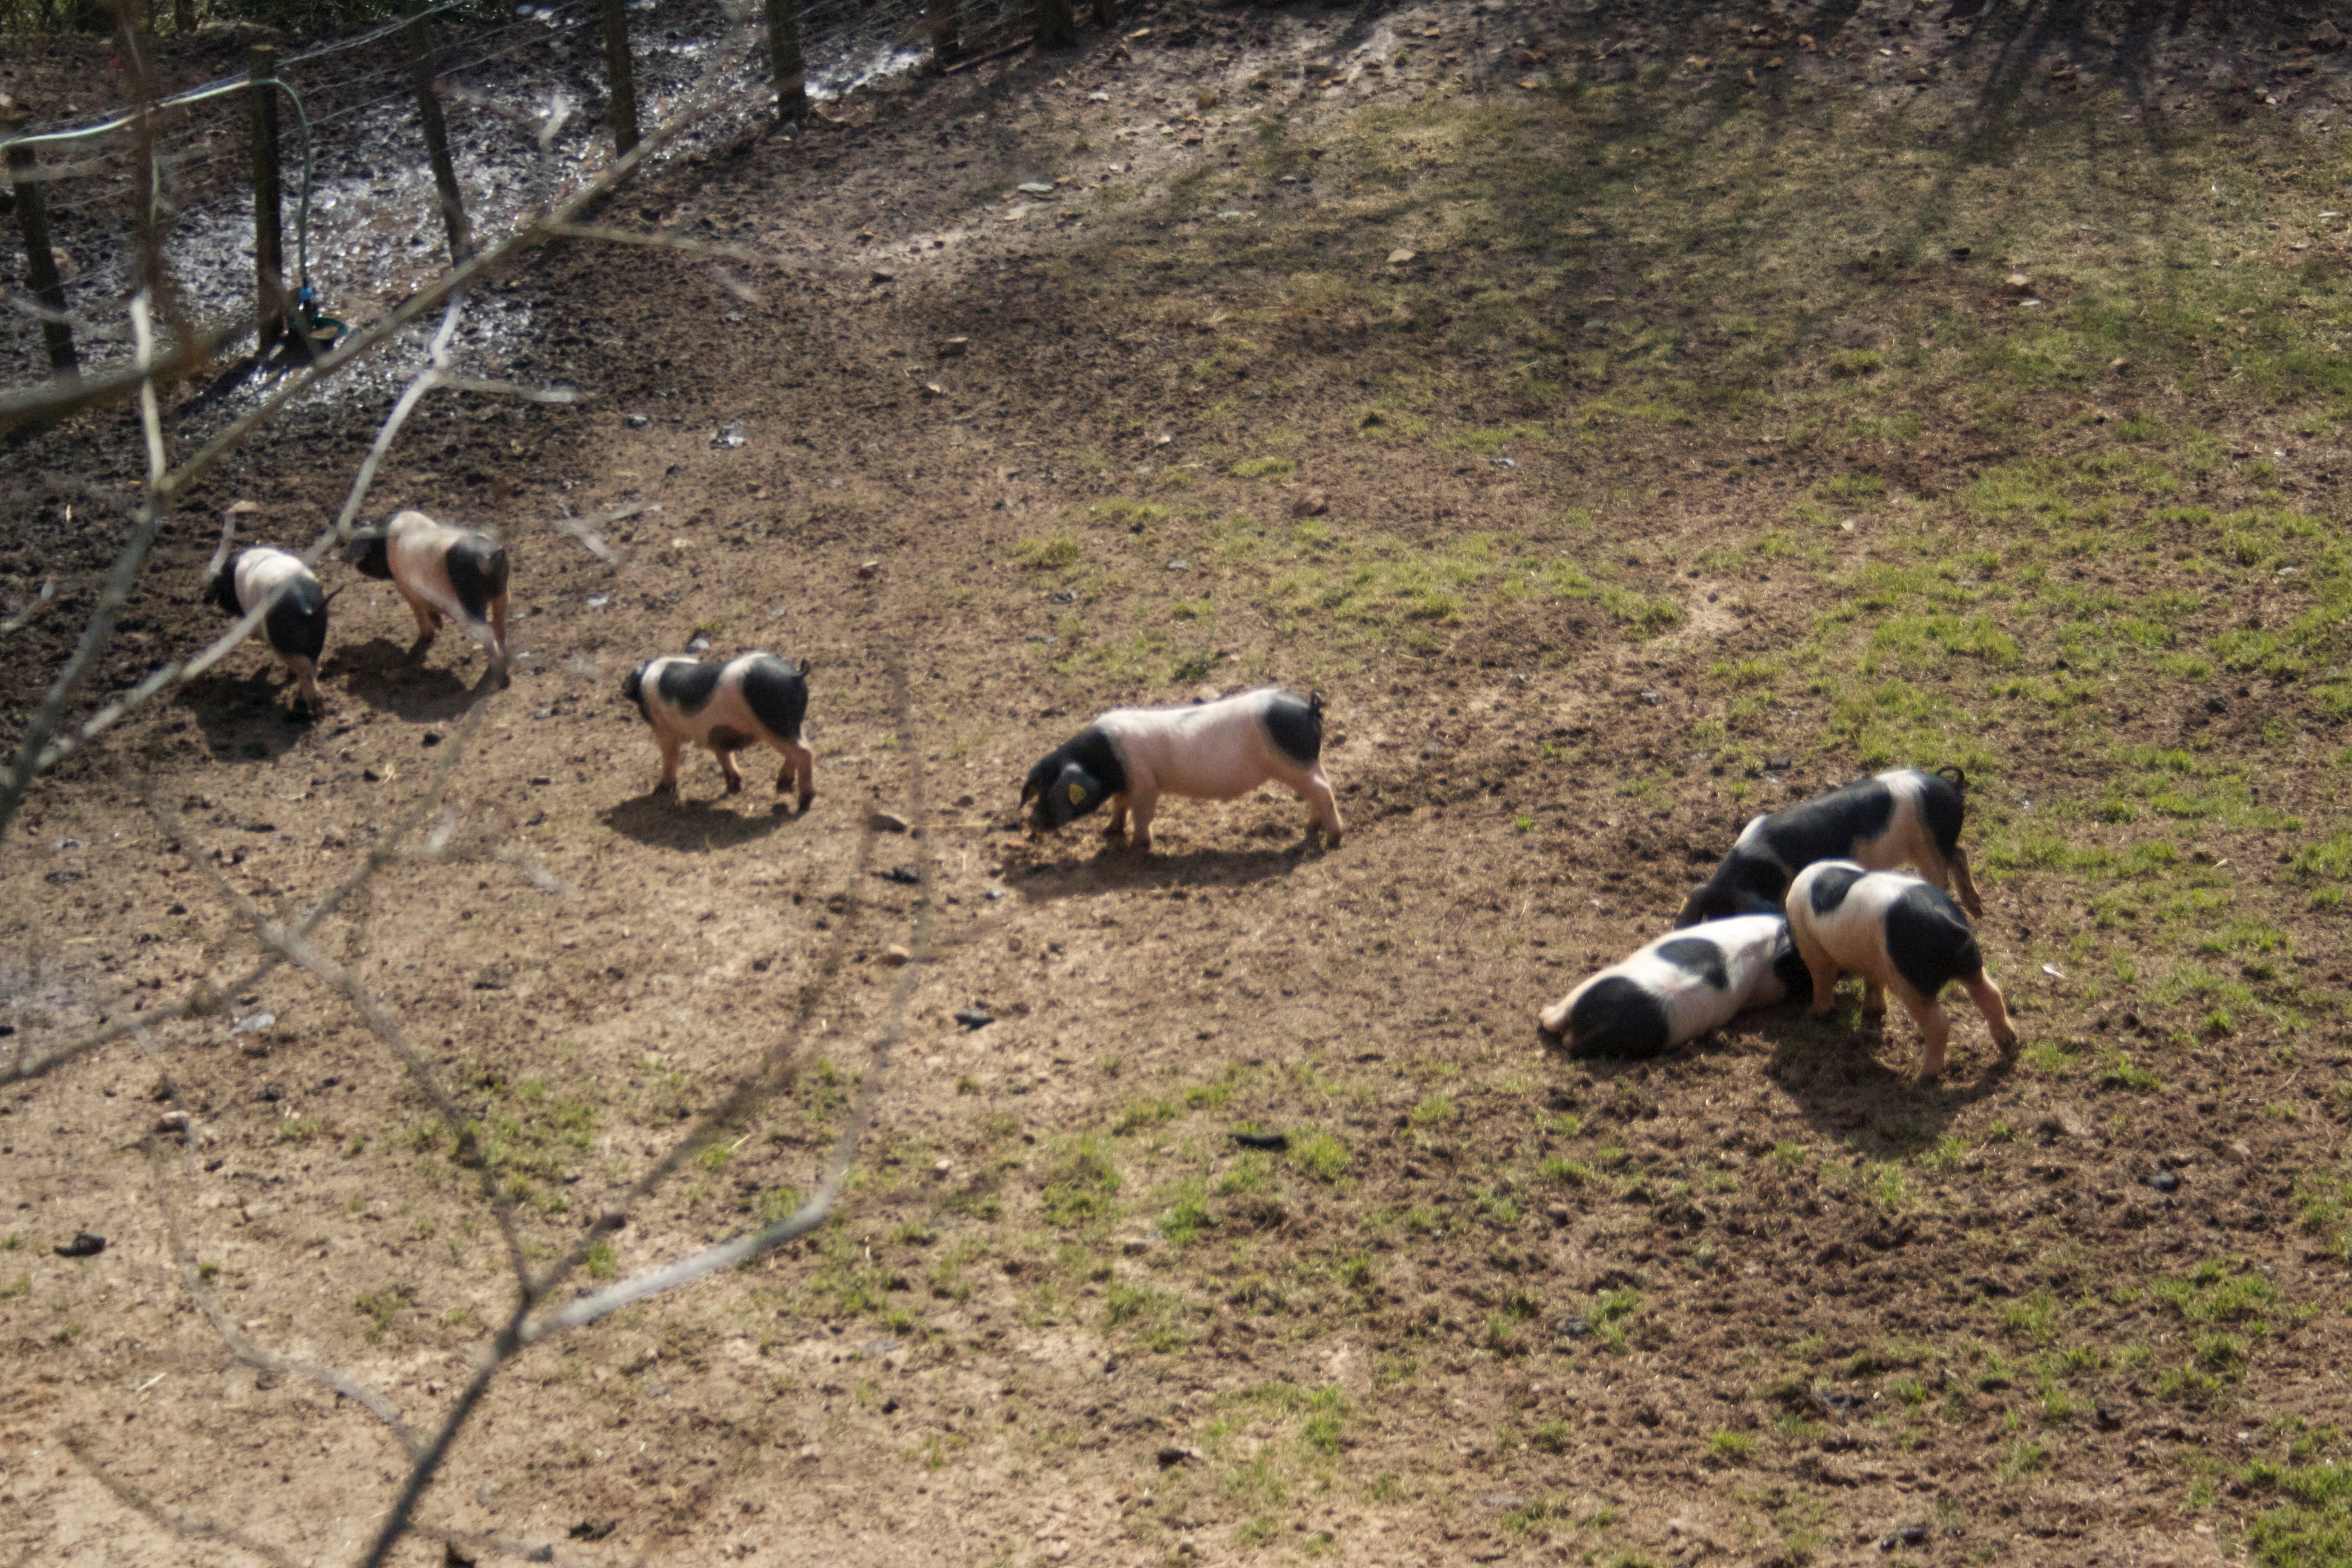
[624,411,650,428]
[55,1231,106,1258]
[1016,181,1056,195]
[954,1008,994,1030]
[940,336,969,358]
[1544,1204,1571,1225]
[1949,244,1971,260]
[1155,1445,1198,1468]
[1556,1315,1590,1338]
[1879,1523,1929,1550]
[1290,488,1329,518]
[1386,247,1417,265]
[1232,1131,1289,1151]
[921,382,945,399]
[259,1082,287,1102]
[154,1111,191,1136]
[1121,1235,1154,1255]
[2312,19,2344,47]
[2148,1167,2181,1194]
[881,944,913,967]
[1640,691,1663,706]
[1166,558,1190,571]
[856,560,880,580]
[867,809,912,834]
[870,268,897,284]
[2004,271,2033,292]
[932,1158,953,1178]
[421,730,443,746]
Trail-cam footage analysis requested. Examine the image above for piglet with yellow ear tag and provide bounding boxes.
[1020,688,1342,852]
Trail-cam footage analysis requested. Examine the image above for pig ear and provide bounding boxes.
[1019,777,1039,805]
[797,657,814,678]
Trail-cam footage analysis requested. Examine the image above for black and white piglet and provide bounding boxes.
[1676,766,1982,928]
[1784,859,2016,1080]
[1537,914,1809,1058]
[203,546,332,716]
[1021,688,1342,852]
[622,652,815,810]
[347,509,511,685]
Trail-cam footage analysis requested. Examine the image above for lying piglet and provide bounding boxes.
[1784,859,2016,1079]
[1021,688,1341,852]
[203,546,332,716]
[1676,766,1981,928]
[623,652,814,809]
[347,509,510,686]
[1537,913,1809,1057]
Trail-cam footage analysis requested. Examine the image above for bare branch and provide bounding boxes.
[60,1431,299,1568]
[0,577,56,637]
[4,668,498,1086]
[132,1025,422,1454]
[543,219,846,275]
[133,705,536,1289]
[526,657,931,1339]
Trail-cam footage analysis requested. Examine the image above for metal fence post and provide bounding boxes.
[1,99,79,374]
[403,2,472,261]
[247,45,285,356]
[598,0,642,151]
[765,0,805,120]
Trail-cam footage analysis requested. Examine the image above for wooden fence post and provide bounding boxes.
[1,100,79,374]
[1037,0,1076,49]
[598,0,641,152]
[247,44,284,356]
[402,2,471,261]
[765,0,805,120]
[924,0,959,66]
[1089,0,1109,25]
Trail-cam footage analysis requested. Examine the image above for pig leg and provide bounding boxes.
[1949,845,1985,918]
[1126,784,1160,854]
[1287,765,1344,846]
[653,735,683,796]
[1890,984,1952,1079]
[286,656,322,717]
[1860,977,1888,1021]
[1962,970,2018,1056]
[1792,923,1841,1019]
[488,591,512,689]
[1102,794,1129,840]
[717,747,746,795]
[398,587,441,655]
[776,741,815,812]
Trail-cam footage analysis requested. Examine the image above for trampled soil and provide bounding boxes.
[5,1,2352,1564]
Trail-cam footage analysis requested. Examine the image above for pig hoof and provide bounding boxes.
[653,781,678,798]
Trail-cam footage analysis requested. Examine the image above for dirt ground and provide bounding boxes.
[6,0,2352,1564]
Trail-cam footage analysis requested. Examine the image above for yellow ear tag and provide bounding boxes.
[1067,782,1086,805]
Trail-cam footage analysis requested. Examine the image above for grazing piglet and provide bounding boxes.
[622,652,815,809]
[1021,688,1341,852]
[1783,860,2017,1079]
[203,546,331,716]
[1676,766,1982,929]
[347,510,510,686]
[1537,913,1809,1058]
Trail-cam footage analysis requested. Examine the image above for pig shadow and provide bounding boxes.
[1543,1003,2013,1160]
[1756,1008,2017,1158]
[599,792,802,852]
[178,669,316,762]
[327,638,488,723]
[1013,840,1319,903]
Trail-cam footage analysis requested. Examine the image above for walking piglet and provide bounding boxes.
[623,652,815,810]
[1677,766,1982,928]
[1783,859,2017,1080]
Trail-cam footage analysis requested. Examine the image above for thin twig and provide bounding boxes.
[0,577,56,636]
[60,1431,299,1568]
[543,218,852,274]
[131,1024,423,1454]
[134,716,535,1289]
[4,668,498,1086]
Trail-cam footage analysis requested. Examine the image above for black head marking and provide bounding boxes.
[1652,936,1730,990]
[1022,725,1128,827]
[1676,882,1782,928]
[1037,763,1109,828]
[1807,863,1868,916]
[622,661,651,722]
[203,555,244,618]
[1918,767,1968,860]
[1564,976,1673,1059]
[1884,883,1981,998]
[1769,926,1814,1005]
[346,534,393,580]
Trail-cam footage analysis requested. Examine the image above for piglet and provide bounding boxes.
[1537,913,1808,1057]
[622,652,814,810]
[1021,688,1341,852]
[1676,766,1981,928]
[203,546,331,716]
[346,510,510,687]
[1783,859,2017,1080]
